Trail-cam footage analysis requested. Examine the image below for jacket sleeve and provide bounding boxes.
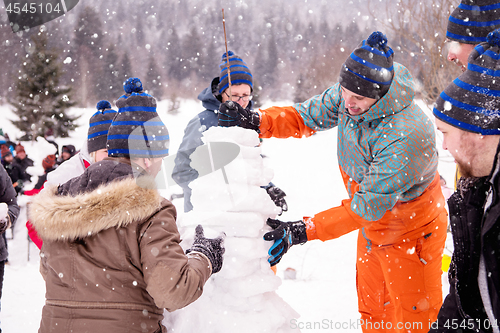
[259,106,316,138]
[305,198,371,241]
[0,164,19,229]
[259,83,343,138]
[141,201,211,312]
[46,153,86,186]
[172,115,204,186]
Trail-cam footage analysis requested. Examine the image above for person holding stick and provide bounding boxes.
[219,31,447,332]
[172,50,287,214]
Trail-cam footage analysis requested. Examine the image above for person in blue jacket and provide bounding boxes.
[172,51,287,213]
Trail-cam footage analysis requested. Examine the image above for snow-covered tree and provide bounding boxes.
[72,6,105,106]
[99,44,122,101]
[121,52,133,79]
[367,0,460,102]
[165,28,183,82]
[10,29,78,141]
[145,52,164,100]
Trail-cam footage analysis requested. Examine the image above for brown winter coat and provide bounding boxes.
[29,158,211,333]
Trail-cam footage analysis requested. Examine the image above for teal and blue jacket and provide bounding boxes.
[260,63,445,245]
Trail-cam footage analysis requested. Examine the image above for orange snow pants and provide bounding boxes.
[356,215,447,333]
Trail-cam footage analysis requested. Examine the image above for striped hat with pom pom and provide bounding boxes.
[433,28,500,134]
[217,50,253,96]
[87,100,117,154]
[447,0,500,44]
[107,78,170,158]
[339,31,395,100]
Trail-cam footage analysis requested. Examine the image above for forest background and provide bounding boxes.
[0,0,461,139]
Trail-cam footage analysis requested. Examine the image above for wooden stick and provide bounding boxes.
[222,8,232,98]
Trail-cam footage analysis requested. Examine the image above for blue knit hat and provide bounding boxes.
[217,51,253,96]
[87,100,117,154]
[107,78,170,158]
[434,29,500,134]
[339,31,394,100]
[447,0,500,44]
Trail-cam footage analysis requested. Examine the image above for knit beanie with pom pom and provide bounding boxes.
[107,78,170,158]
[339,31,395,100]
[434,28,500,135]
[87,100,117,154]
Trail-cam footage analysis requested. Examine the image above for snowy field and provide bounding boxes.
[0,98,455,332]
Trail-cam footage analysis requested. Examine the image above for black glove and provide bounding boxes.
[239,107,260,133]
[186,225,225,274]
[218,101,260,132]
[265,185,288,214]
[263,218,307,266]
[218,101,240,127]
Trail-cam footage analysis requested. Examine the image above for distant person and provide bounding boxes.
[29,78,224,333]
[32,155,57,191]
[0,134,15,153]
[58,144,76,164]
[172,50,287,213]
[14,144,34,183]
[1,146,23,194]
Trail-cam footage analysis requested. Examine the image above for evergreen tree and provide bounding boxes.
[331,24,344,46]
[344,21,362,52]
[72,6,105,106]
[145,52,163,100]
[73,6,104,55]
[0,23,24,99]
[293,73,309,104]
[166,28,183,81]
[121,52,133,79]
[266,34,279,86]
[135,19,145,47]
[182,26,203,77]
[198,41,218,82]
[10,30,78,140]
[100,44,122,101]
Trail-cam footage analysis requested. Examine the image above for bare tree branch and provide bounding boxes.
[367,0,461,103]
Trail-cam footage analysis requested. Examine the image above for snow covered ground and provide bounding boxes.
[0,98,455,332]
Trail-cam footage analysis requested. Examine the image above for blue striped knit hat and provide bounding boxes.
[107,78,169,158]
[339,31,394,100]
[87,100,117,153]
[434,29,500,134]
[447,0,500,44]
[217,51,253,96]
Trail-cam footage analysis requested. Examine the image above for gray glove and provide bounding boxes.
[186,225,225,274]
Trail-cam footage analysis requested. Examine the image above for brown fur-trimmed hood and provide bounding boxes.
[29,177,163,242]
